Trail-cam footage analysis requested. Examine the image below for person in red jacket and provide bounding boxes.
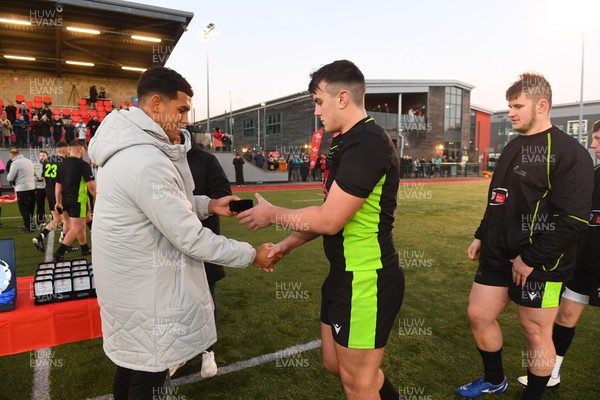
[212,127,222,151]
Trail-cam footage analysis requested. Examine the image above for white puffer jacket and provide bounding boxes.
[89,108,255,372]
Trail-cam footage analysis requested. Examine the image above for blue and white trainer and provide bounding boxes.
[457,376,508,398]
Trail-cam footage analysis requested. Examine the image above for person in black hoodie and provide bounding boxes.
[168,135,230,379]
[517,119,600,389]
[458,73,593,400]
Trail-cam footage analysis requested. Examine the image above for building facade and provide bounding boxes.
[203,80,482,162]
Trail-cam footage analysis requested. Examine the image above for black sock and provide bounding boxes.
[477,347,504,385]
[81,243,90,252]
[522,370,550,400]
[379,375,399,400]
[56,243,68,256]
[86,221,92,230]
[42,228,50,236]
[553,323,575,356]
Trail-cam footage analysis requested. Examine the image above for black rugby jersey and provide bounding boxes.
[323,117,400,271]
[475,126,593,281]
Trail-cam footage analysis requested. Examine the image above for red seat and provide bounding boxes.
[43,97,52,105]
[72,115,81,123]
[96,105,105,112]
[72,110,81,117]
[33,96,42,103]
[0,100,4,108]
[34,101,43,109]
[104,100,111,107]
[78,98,87,106]
[52,109,61,116]
[105,104,113,112]
[119,101,125,108]
[89,110,97,117]
[62,109,71,117]
[15,95,25,103]
[25,101,33,110]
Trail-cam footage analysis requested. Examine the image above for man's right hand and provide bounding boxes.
[467,238,481,260]
[252,242,283,272]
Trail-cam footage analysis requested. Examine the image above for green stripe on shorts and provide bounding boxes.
[541,281,562,308]
[79,201,87,218]
[348,270,378,349]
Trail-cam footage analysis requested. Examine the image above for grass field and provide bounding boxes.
[1,180,599,399]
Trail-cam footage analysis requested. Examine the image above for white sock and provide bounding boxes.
[551,355,564,378]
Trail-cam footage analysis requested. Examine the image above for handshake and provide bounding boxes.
[208,194,289,273]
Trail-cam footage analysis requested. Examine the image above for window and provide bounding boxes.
[243,118,255,138]
[444,87,462,135]
[265,112,281,135]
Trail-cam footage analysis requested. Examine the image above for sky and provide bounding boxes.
[129,0,600,120]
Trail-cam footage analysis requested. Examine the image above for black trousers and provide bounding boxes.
[113,366,167,400]
[35,188,46,225]
[16,190,36,231]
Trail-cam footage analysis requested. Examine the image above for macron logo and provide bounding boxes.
[333,324,342,334]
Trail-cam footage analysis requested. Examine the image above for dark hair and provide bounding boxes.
[56,141,68,149]
[593,120,600,133]
[308,60,365,105]
[506,72,552,108]
[39,150,48,156]
[69,140,86,149]
[137,67,193,103]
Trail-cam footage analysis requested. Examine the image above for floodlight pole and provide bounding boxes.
[578,29,585,145]
[202,23,215,134]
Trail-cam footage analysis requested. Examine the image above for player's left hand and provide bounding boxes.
[511,255,534,287]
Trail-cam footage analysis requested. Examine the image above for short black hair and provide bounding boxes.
[137,67,193,103]
[56,141,68,149]
[308,60,365,105]
[593,120,600,133]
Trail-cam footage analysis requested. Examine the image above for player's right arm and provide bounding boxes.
[467,238,481,260]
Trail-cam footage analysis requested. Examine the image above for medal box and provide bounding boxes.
[34,259,96,305]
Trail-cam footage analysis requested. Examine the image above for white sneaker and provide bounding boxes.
[169,361,185,378]
[517,374,560,388]
[200,351,218,378]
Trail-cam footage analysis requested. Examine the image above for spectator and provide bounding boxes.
[221,131,232,151]
[39,115,52,147]
[88,115,101,140]
[5,102,17,123]
[89,85,98,108]
[267,155,277,171]
[254,151,265,169]
[233,153,245,186]
[7,148,35,232]
[0,156,4,226]
[29,115,40,147]
[51,114,64,145]
[98,86,107,99]
[41,105,52,120]
[75,120,87,143]
[64,119,75,143]
[13,115,29,148]
[212,127,223,151]
[1,113,12,148]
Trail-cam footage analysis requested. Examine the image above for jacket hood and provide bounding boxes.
[89,107,191,167]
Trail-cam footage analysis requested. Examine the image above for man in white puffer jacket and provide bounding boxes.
[89,67,276,399]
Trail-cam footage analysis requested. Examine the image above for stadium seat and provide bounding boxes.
[72,115,80,123]
[33,96,42,103]
[52,109,61,116]
[34,101,43,109]
[119,101,125,109]
[72,110,81,117]
[62,109,71,117]
[103,100,111,107]
[89,110,97,117]
[78,98,87,106]
[25,101,33,110]
[96,105,104,113]
[105,104,113,112]
[15,95,25,104]
[0,99,4,108]
[43,97,52,105]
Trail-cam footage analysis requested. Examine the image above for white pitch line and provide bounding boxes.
[86,339,322,400]
[31,230,55,400]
